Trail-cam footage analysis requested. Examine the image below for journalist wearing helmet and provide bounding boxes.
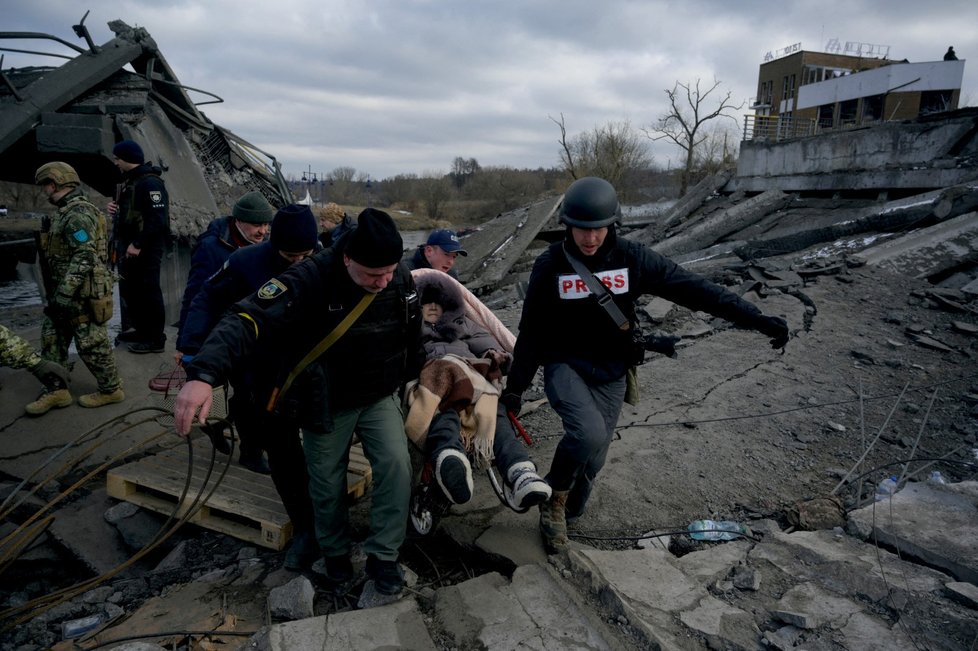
[500,177,789,554]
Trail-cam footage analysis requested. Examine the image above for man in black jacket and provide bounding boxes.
[178,204,319,567]
[174,209,421,596]
[501,177,789,553]
[107,139,169,354]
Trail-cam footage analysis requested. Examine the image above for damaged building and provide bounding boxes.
[0,14,292,300]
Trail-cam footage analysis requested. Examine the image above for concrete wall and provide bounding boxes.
[729,109,978,193]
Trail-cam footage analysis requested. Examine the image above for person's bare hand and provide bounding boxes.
[107,200,119,217]
[174,380,214,436]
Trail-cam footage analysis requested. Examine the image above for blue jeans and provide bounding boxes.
[302,393,411,561]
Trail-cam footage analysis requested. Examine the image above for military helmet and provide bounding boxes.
[558,177,621,228]
[35,162,80,188]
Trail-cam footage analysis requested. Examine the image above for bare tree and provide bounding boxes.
[692,123,740,181]
[417,173,452,221]
[449,157,481,190]
[643,78,744,196]
[550,114,651,191]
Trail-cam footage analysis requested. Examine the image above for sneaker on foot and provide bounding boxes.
[127,341,165,354]
[505,461,552,510]
[284,529,319,570]
[25,389,73,415]
[366,555,404,596]
[78,388,125,408]
[434,449,473,504]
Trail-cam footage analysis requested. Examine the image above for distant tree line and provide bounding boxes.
[287,78,742,224]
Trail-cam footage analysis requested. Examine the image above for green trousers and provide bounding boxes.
[302,393,411,561]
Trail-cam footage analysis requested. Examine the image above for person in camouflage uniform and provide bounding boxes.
[28,162,125,415]
[0,324,71,413]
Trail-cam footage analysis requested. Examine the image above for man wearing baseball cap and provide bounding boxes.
[174,208,421,596]
[405,228,467,278]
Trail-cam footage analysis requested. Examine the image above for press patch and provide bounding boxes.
[71,229,90,243]
[257,278,287,300]
[557,267,630,299]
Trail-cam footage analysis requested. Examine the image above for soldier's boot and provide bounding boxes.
[25,388,73,416]
[539,490,570,554]
[78,387,125,408]
[26,360,72,415]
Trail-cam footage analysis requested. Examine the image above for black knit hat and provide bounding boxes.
[344,209,403,267]
[113,140,144,165]
[270,204,319,252]
[232,191,274,223]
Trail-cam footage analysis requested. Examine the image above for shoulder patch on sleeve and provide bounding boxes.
[257,278,287,301]
[71,229,90,243]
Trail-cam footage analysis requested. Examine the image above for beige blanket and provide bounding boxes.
[403,354,501,466]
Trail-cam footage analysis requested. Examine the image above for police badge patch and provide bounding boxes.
[257,278,287,301]
[149,191,162,203]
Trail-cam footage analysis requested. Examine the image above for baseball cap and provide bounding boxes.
[426,229,467,256]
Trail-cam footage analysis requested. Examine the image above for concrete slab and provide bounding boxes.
[856,210,978,279]
[569,548,705,650]
[847,480,978,584]
[673,539,751,585]
[434,565,618,649]
[772,582,863,629]
[679,594,760,651]
[474,514,548,568]
[46,486,137,576]
[751,529,948,603]
[263,598,436,650]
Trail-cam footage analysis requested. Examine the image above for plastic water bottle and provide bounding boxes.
[688,519,746,541]
[928,470,947,485]
[875,476,898,501]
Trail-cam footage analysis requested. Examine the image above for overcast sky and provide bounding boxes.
[5,1,977,181]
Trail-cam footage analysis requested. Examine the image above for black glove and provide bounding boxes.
[644,334,680,358]
[754,315,789,349]
[500,392,523,416]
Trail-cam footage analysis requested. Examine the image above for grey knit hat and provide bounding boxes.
[232,191,275,224]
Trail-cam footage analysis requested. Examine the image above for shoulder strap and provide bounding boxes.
[562,242,630,331]
[265,293,375,411]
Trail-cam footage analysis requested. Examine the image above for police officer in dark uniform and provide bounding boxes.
[174,208,421,596]
[175,190,276,340]
[501,177,789,553]
[178,204,321,568]
[107,139,169,353]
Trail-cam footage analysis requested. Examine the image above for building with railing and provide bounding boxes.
[744,45,965,143]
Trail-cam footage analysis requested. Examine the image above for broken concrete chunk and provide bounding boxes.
[268,575,315,621]
[907,333,954,352]
[945,581,978,609]
[951,321,978,335]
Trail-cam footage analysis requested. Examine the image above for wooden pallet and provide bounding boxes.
[106,438,372,550]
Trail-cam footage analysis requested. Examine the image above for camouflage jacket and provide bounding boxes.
[40,188,112,302]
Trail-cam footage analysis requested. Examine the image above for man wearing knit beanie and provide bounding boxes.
[176,204,320,555]
[271,204,319,258]
[107,138,170,354]
[175,206,420,595]
[174,190,275,349]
